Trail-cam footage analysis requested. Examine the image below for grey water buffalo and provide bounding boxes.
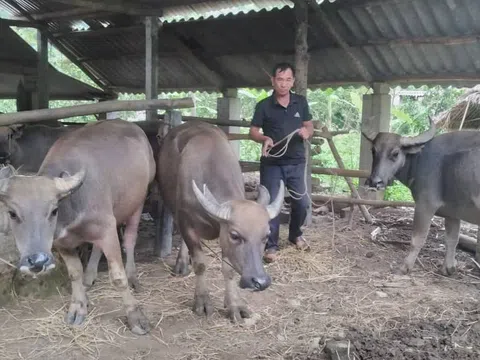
[0,119,155,335]
[0,120,167,289]
[156,121,284,323]
[362,117,480,276]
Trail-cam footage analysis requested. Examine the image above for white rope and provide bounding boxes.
[264,129,326,207]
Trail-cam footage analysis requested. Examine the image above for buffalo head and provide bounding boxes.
[362,117,436,190]
[0,124,25,164]
[192,180,285,291]
[0,165,85,276]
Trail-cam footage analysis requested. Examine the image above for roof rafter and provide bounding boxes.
[49,0,163,16]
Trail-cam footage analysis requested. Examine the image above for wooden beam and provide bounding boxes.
[0,18,43,28]
[145,16,160,122]
[164,28,225,88]
[29,9,114,21]
[53,24,143,38]
[36,30,49,110]
[0,98,194,125]
[49,0,163,16]
[3,0,111,93]
[311,2,373,84]
[292,0,312,226]
[311,194,414,208]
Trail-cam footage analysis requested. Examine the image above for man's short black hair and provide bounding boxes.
[271,62,295,77]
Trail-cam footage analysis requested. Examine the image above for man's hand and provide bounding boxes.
[262,137,274,157]
[298,126,311,140]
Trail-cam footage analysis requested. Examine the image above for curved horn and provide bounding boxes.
[256,185,271,207]
[266,180,285,219]
[192,180,231,221]
[54,168,86,198]
[399,116,436,147]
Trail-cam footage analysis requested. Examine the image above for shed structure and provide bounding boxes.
[0,0,479,254]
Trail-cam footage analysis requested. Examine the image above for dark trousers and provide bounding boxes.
[260,162,309,251]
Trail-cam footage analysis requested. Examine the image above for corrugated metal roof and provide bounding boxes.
[0,0,479,94]
[0,20,107,100]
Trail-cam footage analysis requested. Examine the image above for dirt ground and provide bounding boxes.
[0,187,480,359]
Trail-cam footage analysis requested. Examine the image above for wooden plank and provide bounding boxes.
[311,194,414,208]
[37,30,49,110]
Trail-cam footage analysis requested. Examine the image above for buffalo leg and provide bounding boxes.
[179,219,213,316]
[442,217,460,276]
[222,260,251,323]
[123,204,143,291]
[173,240,190,276]
[57,247,89,326]
[83,244,102,288]
[400,207,434,274]
[99,219,150,335]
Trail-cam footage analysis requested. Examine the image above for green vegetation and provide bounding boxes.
[0,28,466,203]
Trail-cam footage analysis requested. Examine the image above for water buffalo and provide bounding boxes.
[0,119,155,335]
[362,117,480,276]
[156,121,284,323]
[0,120,166,289]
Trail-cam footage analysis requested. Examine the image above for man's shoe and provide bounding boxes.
[294,236,310,251]
[263,248,278,263]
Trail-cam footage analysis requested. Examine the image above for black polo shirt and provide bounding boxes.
[251,92,312,165]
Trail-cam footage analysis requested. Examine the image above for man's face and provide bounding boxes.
[271,68,295,96]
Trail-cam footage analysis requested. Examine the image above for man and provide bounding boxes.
[249,62,314,263]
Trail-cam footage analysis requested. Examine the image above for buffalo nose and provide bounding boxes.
[240,274,272,291]
[251,276,271,291]
[366,176,384,189]
[27,252,50,273]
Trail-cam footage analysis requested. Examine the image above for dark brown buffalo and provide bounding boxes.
[0,119,155,335]
[156,121,284,323]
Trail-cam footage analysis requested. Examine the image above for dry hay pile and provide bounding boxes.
[0,211,479,359]
[435,85,480,130]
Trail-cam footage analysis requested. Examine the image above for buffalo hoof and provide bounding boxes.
[128,276,142,292]
[193,293,214,317]
[65,300,88,326]
[441,262,457,276]
[83,272,97,290]
[173,261,191,277]
[127,307,150,335]
[394,263,411,275]
[227,305,251,324]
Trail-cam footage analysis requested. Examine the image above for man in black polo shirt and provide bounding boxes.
[249,62,314,263]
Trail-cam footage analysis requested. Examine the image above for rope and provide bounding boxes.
[264,129,325,207]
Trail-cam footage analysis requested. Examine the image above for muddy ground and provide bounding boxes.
[0,184,479,359]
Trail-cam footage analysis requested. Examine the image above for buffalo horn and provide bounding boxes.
[266,180,285,219]
[192,180,231,221]
[256,185,271,207]
[54,168,86,198]
[400,116,436,147]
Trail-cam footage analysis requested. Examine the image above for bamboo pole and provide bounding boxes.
[227,133,324,145]
[311,194,414,208]
[322,126,373,224]
[0,98,194,125]
[239,161,370,178]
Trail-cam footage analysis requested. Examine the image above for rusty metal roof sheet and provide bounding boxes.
[0,0,479,94]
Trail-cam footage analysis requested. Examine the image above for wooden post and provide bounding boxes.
[476,226,480,263]
[322,126,373,224]
[154,110,182,258]
[145,16,160,122]
[37,29,49,110]
[293,0,312,225]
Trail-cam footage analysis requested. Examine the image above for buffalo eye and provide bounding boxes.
[51,208,58,217]
[390,149,400,160]
[8,210,17,220]
[229,231,243,243]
